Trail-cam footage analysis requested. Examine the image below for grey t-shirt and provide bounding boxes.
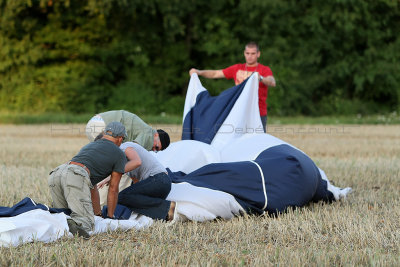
[71,139,126,185]
[119,142,166,181]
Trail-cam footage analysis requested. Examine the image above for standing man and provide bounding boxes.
[85,110,170,151]
[48,122,128,238]
[189,42,276,132]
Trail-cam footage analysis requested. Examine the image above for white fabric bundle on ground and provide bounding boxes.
[0,209,69,247]
[166,182,244,222]
[0,209,153,247]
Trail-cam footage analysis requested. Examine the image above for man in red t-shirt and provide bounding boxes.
[189,42,276,132]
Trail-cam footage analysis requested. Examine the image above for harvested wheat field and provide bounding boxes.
[0,124,399,266]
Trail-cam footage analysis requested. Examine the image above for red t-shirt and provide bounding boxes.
[223,63,273,116]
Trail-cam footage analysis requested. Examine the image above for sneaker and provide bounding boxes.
[67,219,90,239]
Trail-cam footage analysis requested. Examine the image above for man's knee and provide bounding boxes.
[155,173,172,197]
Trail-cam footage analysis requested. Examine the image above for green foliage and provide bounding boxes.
[0,111,184,124]
[107,72,159,114]
[0,0,399,116]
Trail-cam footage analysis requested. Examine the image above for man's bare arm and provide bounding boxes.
[90,187,102,216]
[261,75,276,87]
[106,171,122,218]
[189,68,225,79]
[124,147,141,172]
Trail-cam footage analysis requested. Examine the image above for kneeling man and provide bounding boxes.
[48,122,127,238]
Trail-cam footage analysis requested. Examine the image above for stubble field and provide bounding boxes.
[0,124,399,266]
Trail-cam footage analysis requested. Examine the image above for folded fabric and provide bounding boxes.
[0,209,69,247]
[0,197,70,217]
[101,204,133,220]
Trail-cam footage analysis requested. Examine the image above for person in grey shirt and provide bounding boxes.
[98,141,176,221]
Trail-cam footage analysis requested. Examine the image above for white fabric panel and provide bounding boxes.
[0,209,69,247]
[211,74,264,150]
[0,209,153,247]
[92,213,153,234]
[85,114,106,142]
[167,182,244,222]
[183,74,207,121]
[318,168,353,201]
[98,173,132,207]
[155,140,221,173]
[219,133,291,162]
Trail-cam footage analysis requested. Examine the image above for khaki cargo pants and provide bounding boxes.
[48,163,94,233]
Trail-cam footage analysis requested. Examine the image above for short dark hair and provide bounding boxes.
[157,129,170,150]
[245,42,259,52]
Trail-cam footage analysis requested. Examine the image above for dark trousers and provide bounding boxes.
[118,172,172,220]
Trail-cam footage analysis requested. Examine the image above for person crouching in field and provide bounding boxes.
[48,122,128,238]
[85,110,170,152]
[97,140,176,221]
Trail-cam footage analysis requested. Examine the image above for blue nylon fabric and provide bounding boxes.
[102,204,133,220]
[255,144,334,214]
[182,79,248,143]
[168,145,334,215]
[169,161,266,213]
[0,197,71,217]
[0,197,130,219]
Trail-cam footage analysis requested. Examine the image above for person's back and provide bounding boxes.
[100,110,155,148]
[72,138,126,185]
[85,110,170,151]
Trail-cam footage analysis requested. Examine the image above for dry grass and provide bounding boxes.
[1,124,399,266]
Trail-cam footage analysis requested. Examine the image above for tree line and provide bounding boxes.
[0,0,399,116]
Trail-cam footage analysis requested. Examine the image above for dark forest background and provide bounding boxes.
[0,0,399,117]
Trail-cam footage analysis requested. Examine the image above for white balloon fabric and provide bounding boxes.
[209,73,263,150]
[0,211,153,248]
[158,72,352,216]
[155,140,221,174]
[0,209,69,247]
[219,133,290,163]
[182,73,264,150]
[167,182,244,222]
[182,73,207,122]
